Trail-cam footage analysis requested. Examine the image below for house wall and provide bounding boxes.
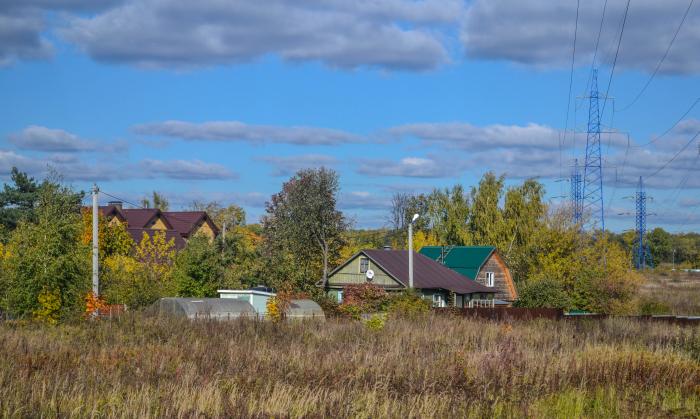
[473,253,516,301]
[326,254,401,288]
[195,221,216,239]
[148,217,169,230]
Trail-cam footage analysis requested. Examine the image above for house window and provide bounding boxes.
[432,294,444,308]
[359,257,370,274]
[485,272,495,287]
[337,290,343,304]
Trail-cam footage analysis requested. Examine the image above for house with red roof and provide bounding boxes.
[96,201,219,250]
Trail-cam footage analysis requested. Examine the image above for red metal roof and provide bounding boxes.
[363,249,494,294]
[120,209,172,229]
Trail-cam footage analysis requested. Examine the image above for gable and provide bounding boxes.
[148,216,169,230]
[327,253,403,288]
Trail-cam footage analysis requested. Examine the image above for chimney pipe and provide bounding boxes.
[108,200,123,209]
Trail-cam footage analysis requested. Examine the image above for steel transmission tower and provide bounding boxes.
[570,158,583,224]
[582,69,605,232]
[635,176,653,269]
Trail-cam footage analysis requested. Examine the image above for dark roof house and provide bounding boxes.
[94,202,219,250]
[323,249,496,308]
[420,246,518,302]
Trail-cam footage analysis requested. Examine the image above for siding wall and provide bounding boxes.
[326,254,401,288]
[474,254,515,301]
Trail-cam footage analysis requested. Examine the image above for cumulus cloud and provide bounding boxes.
[140,159,237,180]
[339,191,391,211]
[7,125,126,152]
[61,0,458,70]
[133,120,363,146]
[0,0,120,66]
[0,149,235,181]
[260,154,338,177]
[357,156,463,178]
[388,121,630,152]
[462,0,700,74]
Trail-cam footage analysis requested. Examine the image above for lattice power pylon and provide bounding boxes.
[582,69,605,232]
[635,176,653,270]
[570,158,583,224]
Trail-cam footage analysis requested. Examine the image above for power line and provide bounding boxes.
[600,0,632,118]
[619,0,694,111]
[99,190,206,228]
[647,129,700,179]
[561,0,581,198]
[579,0,610,108]
[633,97,699,147]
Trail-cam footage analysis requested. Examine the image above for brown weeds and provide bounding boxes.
[0,315,698,418]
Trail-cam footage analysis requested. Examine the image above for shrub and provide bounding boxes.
[515,278,571,310]
[638,298,671,315]
[363,314,385,331]
[342,283,388,312]
[386,290,430,318]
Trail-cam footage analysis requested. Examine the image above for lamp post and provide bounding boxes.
[408,213,419,288]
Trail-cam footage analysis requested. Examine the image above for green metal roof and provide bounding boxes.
[419,246,495,280]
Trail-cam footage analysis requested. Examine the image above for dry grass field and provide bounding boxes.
[1,314,699,418]
[639,271,700,315]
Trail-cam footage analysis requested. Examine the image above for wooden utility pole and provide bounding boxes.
[92,184,99,297]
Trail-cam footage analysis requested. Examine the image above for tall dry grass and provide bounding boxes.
[0,314,698,418]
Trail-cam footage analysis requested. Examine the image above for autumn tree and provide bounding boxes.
[0,181,88,321]
[189,200,246,229]
[262,168,348,291]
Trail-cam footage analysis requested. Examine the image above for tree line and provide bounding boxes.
[0,166,686,322]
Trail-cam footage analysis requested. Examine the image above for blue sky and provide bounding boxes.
[1,0,699,232]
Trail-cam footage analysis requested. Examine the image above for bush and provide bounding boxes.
[342,283,388,312]
[515,278,572,310]
[638,298,671,315]
[386,290,430,318]
[363,314,385,331]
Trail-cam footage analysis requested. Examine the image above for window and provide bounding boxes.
[432,294,444,308]
[485,272,495,287]
[337,290,343,304]
[359,257,370,274]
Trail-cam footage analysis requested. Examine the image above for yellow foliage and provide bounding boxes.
[412,230,440,251]
[135,231,175,280]
[33,287,61,325]
[266,297,283,322]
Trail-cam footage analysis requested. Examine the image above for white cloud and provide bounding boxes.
[61,0,457,70]
[140,159,237,180]
[357,156,463,178]
[7,125,125,152]
[462,0,700,74]
[133,120,363,146]
[260,154,338,176]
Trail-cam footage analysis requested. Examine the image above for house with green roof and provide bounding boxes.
[419,246,518,304]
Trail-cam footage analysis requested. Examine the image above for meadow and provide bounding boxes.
[1,314,699,418]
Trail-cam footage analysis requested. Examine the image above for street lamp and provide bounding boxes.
[408,213,419,288]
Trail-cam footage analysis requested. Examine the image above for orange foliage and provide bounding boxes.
[85,292,107,317]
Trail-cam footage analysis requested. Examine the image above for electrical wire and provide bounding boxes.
[99,190,207,228]
[619,0,695,111]
[600,0,632,118]
[578,0,610,110]
[633,97,699,147]
[561,0,581,199]
[647,129,700,179]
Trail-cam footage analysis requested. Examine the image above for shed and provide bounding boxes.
[218,289,276,317]
[149,298,256,320]
[285,299,325,321]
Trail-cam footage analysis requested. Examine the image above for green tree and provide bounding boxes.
[467,172,506,247]
[0,168,41,240]
[172,235,222,297]
[0,182,89,320]
[262,168,348,291]
[189,201,246,229]
[141,191,169,210]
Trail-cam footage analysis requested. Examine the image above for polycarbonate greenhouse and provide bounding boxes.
[285,299,325,320]
[149,298,256,320]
